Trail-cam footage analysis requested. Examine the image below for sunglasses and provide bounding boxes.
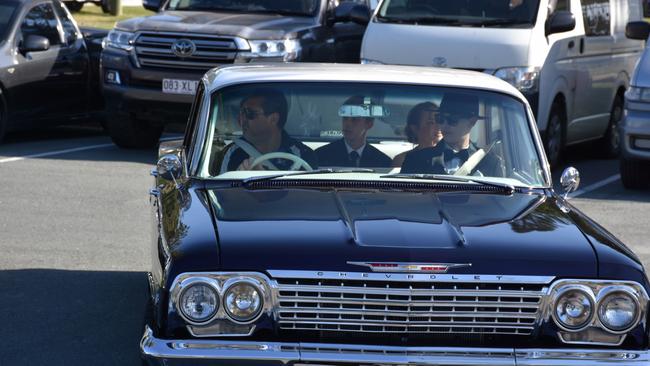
[240,107,265,120]
[438,112,474,126]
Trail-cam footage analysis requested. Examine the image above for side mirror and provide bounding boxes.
[560,167,580,199]
[626,21,650,40]
[20,35,50,53]
[142,0,162,12]
[157,154,183,182]
[333,2,370,25]
[545,11,575,37]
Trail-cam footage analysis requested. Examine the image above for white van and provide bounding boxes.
[361,0,645,165]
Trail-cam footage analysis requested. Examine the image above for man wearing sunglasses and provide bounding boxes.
[315,95,392,168]
[400,92,503,176]
[219,89,317,172]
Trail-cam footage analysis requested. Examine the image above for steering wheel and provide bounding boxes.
[250,152,313,171]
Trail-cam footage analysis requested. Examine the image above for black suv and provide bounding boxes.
[101,0,372,148]
[0,0,106,143]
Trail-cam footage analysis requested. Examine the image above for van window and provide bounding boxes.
[377,0,541,28]
[581,0,610,36]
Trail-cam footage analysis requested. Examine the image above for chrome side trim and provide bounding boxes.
[267,270,555,284]
[141,326,650,365]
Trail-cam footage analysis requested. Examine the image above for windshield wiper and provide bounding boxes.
[241,168,374,186]
[376,15,463,25]
[464,18,531,27]
[380,173,515,194]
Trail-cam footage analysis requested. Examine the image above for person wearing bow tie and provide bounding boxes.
[400,92,504,176]
[316,96,392,169]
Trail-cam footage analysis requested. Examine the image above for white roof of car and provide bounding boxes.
[203,63,525,100]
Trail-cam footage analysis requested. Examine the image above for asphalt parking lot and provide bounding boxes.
[0,124,648,366]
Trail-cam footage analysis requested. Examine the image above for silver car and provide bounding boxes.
[621,21,650,188]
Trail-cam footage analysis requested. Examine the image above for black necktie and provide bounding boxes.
[349,151,360,167]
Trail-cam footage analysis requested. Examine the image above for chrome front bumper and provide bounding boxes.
[141,326,649,366]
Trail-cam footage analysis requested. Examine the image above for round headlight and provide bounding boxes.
[598,291,638,332]
[554,289,594,330]
[179,283,219,323]
[224,282,263,322]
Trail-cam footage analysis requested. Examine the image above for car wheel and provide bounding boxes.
[620,158,650,189]
[64,1,84,12]
[544,103,564,168]
[106,113,163,149]
[597,95,623,158]
[100,0,111,13]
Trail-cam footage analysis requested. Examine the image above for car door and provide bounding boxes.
[52,0,90,116]
[568,0,615,143]
[8,2,64,122]
[330,0,368,63]
[309,0,368,63]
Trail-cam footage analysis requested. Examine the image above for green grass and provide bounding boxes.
[73,5,153,29]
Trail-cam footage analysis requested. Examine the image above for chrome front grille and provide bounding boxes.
[275,277,548,336]
[134,32,240,71]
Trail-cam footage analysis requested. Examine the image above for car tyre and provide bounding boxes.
[100,0,111,13]
[597,95,623,158]
[620,158,650,189]
[106,113,163,149]
[544,103,565,169]
[64,1,84,12]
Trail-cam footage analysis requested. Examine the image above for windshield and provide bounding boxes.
[198,82,546,187]
[0,2,17,41]
[377,0,540,27]
[167,0,320,16]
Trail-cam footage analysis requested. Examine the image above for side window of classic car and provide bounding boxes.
[20,3,61,46]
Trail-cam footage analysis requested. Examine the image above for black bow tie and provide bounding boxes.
[443,149,470,162]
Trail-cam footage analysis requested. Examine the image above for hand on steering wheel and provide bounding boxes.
[250,152,313,171]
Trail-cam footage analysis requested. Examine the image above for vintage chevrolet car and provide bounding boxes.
[142,64,649,365]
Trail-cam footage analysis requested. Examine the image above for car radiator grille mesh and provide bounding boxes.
[275,278,547,336]
[134,33,239,71]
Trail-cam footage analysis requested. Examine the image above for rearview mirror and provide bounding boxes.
[334,2,370,25]
[20,35,50,53]
[157,154,183,182]
[560,167,580,199]
[545,11,575,37]
[626,21,650,40]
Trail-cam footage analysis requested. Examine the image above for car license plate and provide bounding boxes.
[162,79,198,95]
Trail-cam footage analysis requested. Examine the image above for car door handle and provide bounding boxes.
[579,38,585,54]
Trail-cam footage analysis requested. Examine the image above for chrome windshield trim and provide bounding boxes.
[267,270,555,284]
[141,326,650,365]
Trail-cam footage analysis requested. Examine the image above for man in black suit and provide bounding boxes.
[316,96,391,168]
[401,92,504,176]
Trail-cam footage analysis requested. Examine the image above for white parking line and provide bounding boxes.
[0,143,115,164]
[0,135,184,164]
[567,174,621,200]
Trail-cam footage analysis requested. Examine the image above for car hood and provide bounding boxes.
[361,22,531,69]
[115,11,318,40]
[207,188,597,277]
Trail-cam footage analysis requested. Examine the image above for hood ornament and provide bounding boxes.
[347,262,471,273]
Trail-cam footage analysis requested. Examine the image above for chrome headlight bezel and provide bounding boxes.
[176,277,221,325]
[596,286,641,334]
[222,278,265,324]
[551,285,595,332]
[169,272,274,337]
[547,279,648,343]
